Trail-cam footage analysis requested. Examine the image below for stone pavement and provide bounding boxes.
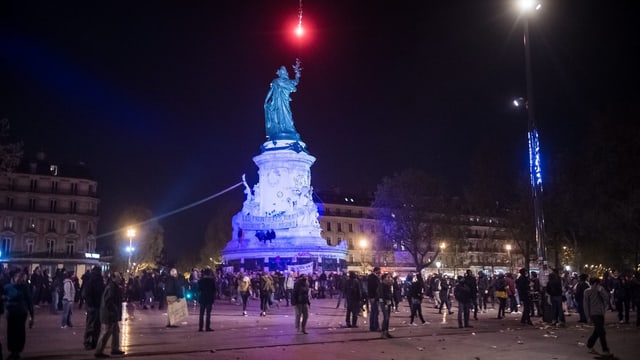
[1,297,637,360]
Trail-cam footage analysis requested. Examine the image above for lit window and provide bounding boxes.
[50,165,58,176]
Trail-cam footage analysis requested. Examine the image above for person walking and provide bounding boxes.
[82,266,105,350]
[259,272,274,317]
[94,272,125,358]
[379,273,394,339]
[197,268,217,332]
[292,274,311,334]
[3,268,35,360]
[438,275,454,315]
[344,271,361,328]
[584,277,612,356]
[408,274,428,326]
[515,268,533,325]
[284,271,295,306]
[367,267,381,332]
[237,273,252,316]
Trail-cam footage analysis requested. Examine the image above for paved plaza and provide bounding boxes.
[1,297,637,360]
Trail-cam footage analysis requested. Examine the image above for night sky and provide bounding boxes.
[1,1,638,261]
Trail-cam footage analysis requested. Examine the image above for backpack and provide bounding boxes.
[495,279,506,291]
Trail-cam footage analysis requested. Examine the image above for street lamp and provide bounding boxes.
[439,242,446,273]
[359,238,368,274]
[126,228,136,273]
[516,0,547,271]
[505,244,513,274]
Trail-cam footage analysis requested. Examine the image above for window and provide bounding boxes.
[68,220,77,233]
[348,223,353,232]
[50,200,57,212]
[66,240,75,255]
[71,183,78,194]
[48,219,56,232]
[51,181,58,193]
[88,222,94,234]
[30,179,37,191]
[335,208,341,216]
[359,224,364,232]
[1,237,11,256]
[370,224,376,234]
[26,239,35,255]
[29,198,36,210]
[346,209,352,216]
[325,237,331,246]
[46,239,55,255]
[70,201,77,213]
[337,223,342,232]
[7,197,14,209]
[3,216,13,230]
[50,165,58,176]
[85,240,92,253]
[326,222,332,232]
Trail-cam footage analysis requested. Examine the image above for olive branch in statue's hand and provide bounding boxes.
[293,58,303,78]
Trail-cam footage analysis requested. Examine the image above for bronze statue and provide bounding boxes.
[264,59,302,141]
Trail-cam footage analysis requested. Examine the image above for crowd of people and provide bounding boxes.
[1,265,639,359]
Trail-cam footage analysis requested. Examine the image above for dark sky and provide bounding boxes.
[1,1,638,261]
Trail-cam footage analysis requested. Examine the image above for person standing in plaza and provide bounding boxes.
[95,271,125,358]
[515,268,533,325]
[259,271,274,317]
[344,271,361,327]
[197,268,217,332]
[584,277,611,356]
[379,273,394,338]
[494,273,508,319]
[367,267,381,332]
[3,268,35,360]
[547,271,566,326]
[61,271,76,328]
[574,273,590,323]
[292,273,311,334]
[477,271,488,313]
[438,274,454,315]
[284,271,295,306]
[464,270,479,320]
[165,268,184,327]
[454,275,472,328]
[82,266,105,350]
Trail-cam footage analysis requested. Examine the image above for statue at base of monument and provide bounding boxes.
[264,59,302,141]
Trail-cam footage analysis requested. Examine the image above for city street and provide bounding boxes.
[1,296,636,360]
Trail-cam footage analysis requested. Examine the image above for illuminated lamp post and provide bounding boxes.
[126,228,136,274]
[359,238,368,274]
[515,0,546,271]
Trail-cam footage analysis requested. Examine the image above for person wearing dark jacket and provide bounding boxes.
[408,274,428,325]
[574,273,590,323]
[197,268,217,332]
[515,268,533,325]
[379,273,394,338]
[454,276,472,328]
[614,272,632,324]
[83,266,105,350]
[165,268,184,327]
[464,270,479,320]
[367,267,381,332]
[546,271,565,326]
[344,271,361,328]
[94,272,124,358]
[292,274,311,334]
[4,268,35,360]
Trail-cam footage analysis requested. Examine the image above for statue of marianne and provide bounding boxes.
[264,59,302,141]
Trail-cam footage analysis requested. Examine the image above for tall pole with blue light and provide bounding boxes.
[516,0,546,271]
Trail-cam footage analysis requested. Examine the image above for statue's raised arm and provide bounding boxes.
[264,59,302,141]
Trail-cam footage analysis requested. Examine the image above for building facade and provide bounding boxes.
[317,192,524,276]
[0,153,103,277]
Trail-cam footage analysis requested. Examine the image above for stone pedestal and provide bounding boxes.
[222,140,347,272]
